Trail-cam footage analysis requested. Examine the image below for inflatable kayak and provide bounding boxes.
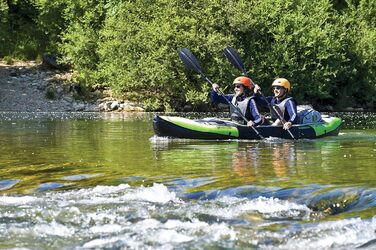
[153,115,343,140]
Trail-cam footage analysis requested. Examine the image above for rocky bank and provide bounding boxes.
[0,61,144,112]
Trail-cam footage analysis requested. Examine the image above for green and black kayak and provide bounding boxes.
[153,115,343,140]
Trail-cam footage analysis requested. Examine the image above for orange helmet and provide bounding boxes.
[233,76,253,88]
[272,78,290,92]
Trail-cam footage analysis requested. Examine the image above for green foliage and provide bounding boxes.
[0,0,375,110]
[0,1,9,52]
[226,0,351,106]
[0,0,37,58]
[95,0,234,110]
[58,0,108,71]
[3,55,14,65]
[35,0,67,54]
[0,1,8,23]
[338,0,376,107]
[45,87,56,100]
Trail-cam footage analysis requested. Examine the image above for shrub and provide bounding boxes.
[95,0,234,110]
[1,0,375,110]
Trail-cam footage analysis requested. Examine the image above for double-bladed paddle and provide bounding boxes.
[223,47,296,140]
[178,48,264,139]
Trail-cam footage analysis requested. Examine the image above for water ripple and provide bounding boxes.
[0,179,20,191]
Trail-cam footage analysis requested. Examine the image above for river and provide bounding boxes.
[0,112,375,249]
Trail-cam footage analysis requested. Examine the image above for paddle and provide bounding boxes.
[223,47,296,140]
[178,48,264,139]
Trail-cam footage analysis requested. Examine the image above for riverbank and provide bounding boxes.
[0,61,144,112]
[1,61,374,113]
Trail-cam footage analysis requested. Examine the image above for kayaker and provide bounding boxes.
[254,78,298,130]
[210,76,265,127]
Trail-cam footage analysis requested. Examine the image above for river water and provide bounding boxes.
[0,112,375,249]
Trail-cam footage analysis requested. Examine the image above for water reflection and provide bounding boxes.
[151,132,376,190]
[229,141,296,181]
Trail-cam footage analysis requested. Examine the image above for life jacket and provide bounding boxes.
[229,96,253,124]
[271,97,295,121]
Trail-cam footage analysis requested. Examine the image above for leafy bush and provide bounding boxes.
[0,0,375,110]
[225,0,355,107]
[344,0,376,108]
[0,0,40,59]
[95,0,234,110]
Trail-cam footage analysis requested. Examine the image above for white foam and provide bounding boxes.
[2,183,373,249]
[264,137,285,143]
[155,229,193,243]
[137,218,237,245]
[56,184,131,205]
[265,216,376,249]
[82,237,122,248]
[164,219,236,241]
[90,224,122,233]
[33,221,74,237]
[164,219,208,229]
[149,135,171,142]
[90,183,130,194]
[0,196,40,205]
[246,197,310,216]
[200,196,310,220]
[134,218,162,229]
[122,183,179,204]
[85,212,118,225]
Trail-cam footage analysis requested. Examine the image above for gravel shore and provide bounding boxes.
[0,61,143,112]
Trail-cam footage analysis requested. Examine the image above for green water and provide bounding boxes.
[0,112,375,249]
[1,112,375,193]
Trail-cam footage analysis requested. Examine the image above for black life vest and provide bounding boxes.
[229,96,254,124]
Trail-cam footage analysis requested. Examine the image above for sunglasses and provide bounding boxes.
[234,84,243,89]
[272,86,284,90]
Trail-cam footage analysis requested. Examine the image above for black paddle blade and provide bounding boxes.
[224,47,247,75]
[178,48,203,75]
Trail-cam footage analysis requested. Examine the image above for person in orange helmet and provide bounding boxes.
[254,78,298,130]
[210,76,266,126]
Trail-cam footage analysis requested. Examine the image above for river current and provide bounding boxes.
[0,112,375,249]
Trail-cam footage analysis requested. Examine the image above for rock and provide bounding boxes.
[56,87,64,97]
[9,69,18,77]
[183,104,193,112]
[85,104,98,112]
[73,103,86,111]
[91,84,106,91]
[98,103,106,111]
[69,84,82,95]
[42,54,60,69]
[105,101,112,111]
[62,96,74,103]
[110,101,119,111]
[123,106,144,112]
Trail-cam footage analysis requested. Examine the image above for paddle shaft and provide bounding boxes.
[179,48,264,139]
[223,47,296,139]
